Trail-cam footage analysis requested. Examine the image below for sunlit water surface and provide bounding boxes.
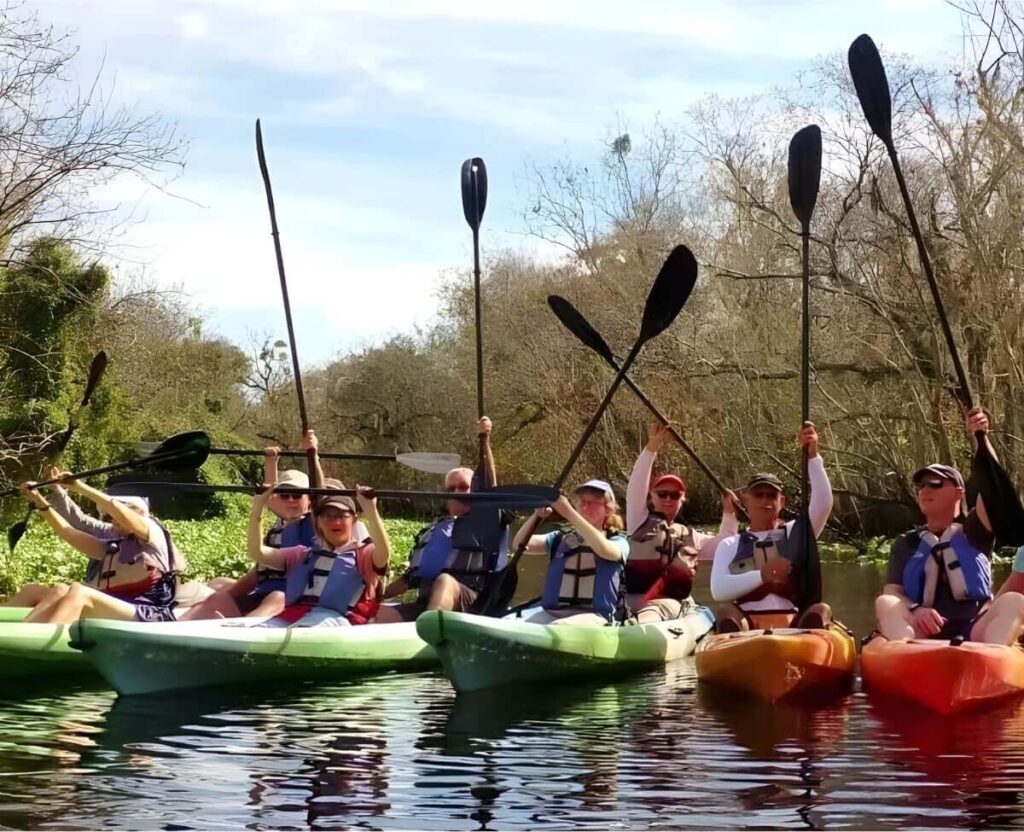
[1,561,1023,830]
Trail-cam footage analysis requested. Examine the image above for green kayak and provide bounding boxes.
[0,607,29,622]
[71,618,439,696]
[416,607,716,693]
[0,619,94,680]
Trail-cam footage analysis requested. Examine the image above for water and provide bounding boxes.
[2,561,1024,830]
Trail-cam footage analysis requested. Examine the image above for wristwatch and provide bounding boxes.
[909,602,921,612]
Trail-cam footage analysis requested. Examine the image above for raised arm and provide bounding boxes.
[552,495,622,561]
[627,424,670,533]
[66,479,150,541]
[512,508,554,555]
[800,423,833,538]
[300,430,325,490]
[355,486,390,570]
[46,469,114,538]
[476,417,497,489]
[263,446,280,486]
[696,490,741,560]
[247,488,289,569]
[20,483,106,560]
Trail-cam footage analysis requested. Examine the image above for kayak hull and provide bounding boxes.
[696,625,856,703]
[416,607,715,693]
[0,607,29,623]
[0,621,94,680]
[71,618,438,696]
[861,635,1024,714]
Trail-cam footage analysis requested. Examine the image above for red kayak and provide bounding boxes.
[861,634,1024,714]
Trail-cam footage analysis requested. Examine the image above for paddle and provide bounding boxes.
[113,481,559,510]
[482,245,699,614]
[129,445,460,476]
[787,123,823,610]
[255,119,319,485]
[462,157,490,475]
[7,351,109,551]
[849,35,1024,542]
[0,431,212,498]
[547,294,742,515]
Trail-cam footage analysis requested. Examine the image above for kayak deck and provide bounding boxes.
[71,618,438,696]
[696,625,856,704]
[0,620,93,680]
[861,635,1024,714]
[416,607,715,693]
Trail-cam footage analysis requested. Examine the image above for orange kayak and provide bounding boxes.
[696,624,856,703]
[861,635,1024,714]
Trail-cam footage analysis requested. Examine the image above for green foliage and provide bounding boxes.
[0,505,425,596]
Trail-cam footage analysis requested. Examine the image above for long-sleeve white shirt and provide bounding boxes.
[709,455,833,610]
[626,448,738,559]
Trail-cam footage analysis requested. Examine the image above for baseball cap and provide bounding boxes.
[315,478,357,515]
[744,472,785,492]
[574,479,614,499]
[277,469,309,490]
[651,473,686,492]
[912,464,965,489]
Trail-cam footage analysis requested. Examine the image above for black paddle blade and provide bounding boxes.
[848,34,893,145]
[787,125,822,228]
[461,157,488,230]
[790,512,822,610]
[547,295,615,364]
[146,431,211,471]
[7,520,27,553]
[81,351,108,407]
[639,245,698,343]
[255,119,270,184]
[969,445,1024,546]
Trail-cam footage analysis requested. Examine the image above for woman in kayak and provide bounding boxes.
[626,423,739,623]
[17,476,185,624]
[708,422,834,632]
[513,480,629,625]
[247,479,390,627]
[875,408,1024,644]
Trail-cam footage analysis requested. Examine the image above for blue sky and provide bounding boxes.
[50,0,965,364]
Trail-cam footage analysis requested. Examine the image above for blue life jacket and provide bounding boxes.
[541,530,623,621]
[407,517,455,584]
[407,511,510,594]
[284,545,366,614]
[900,526,991,606]
[257,515,312,594]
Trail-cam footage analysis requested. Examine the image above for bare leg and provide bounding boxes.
[875,594,915,640]
[249,591,285,618]
[3,583,61,608]
[34,582,138,626]
[971,592,1024,645]
[715,602,747,633]
[635,598,683,625]
[227,569,259,600]
[179,590,243,621]
[206,577,237,592]
[425,574,463,612]
[23,584,71,622]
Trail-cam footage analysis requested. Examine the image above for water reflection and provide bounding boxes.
[1,562,1024,829]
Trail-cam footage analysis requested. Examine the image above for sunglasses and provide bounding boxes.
[915,480,948,492]
[275,491,305,501]
[654,491,683,500]
[446,484,472,494]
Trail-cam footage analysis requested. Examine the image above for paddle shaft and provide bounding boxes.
[0,448,192,498]
[255,121,319,479]
[801,227,811,516]
[209,448,402,462]
[114,481,549,503]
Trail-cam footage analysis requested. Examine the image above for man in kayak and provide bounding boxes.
[709,422,834,632]
[875,408,1024,644]
[514,479,629,625]
[625,423,739,623]
[375,417,507,622]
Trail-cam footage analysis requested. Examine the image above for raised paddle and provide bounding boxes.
[7,351,109,551]
[547,294,743,515]
[849,35,1024,542]
[0,431,212,498]
[482,245,699,614]
[255,119,319,485]
[462,157,490,474]
[129,444,460,476]
[787,123,823,610]
[113,481,560,510]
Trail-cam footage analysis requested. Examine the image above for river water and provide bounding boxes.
[2,560,1023,830]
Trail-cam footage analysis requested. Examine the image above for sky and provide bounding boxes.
[48,0,967,364]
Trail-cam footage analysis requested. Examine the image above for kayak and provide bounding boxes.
[0,619,94,680]
[861,634,1024,714]
[0,607,29,622]
[695,624,856,703]
[71,618,438,696]
[415,606,715,693]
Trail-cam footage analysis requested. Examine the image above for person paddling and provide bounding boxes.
[18,476,186,625]
[248,480,390,628]
[625,423,739,623]
[875,408,1024,644]
[709,422,834,632]
[513,480,629,626]
[375,417,507,622]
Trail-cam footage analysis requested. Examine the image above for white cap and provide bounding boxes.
[574,479,614,499]
[112,495,150,516]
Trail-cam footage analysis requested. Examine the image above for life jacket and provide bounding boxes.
[541,530,624,621]
[625,513,699,600]
[729,525,800,607]
[283,541,382,625]
[899,525,992,606]
[408,511,510,594]
[406,517,456,586]
[259,515,312,590]
[92,520,178,607]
